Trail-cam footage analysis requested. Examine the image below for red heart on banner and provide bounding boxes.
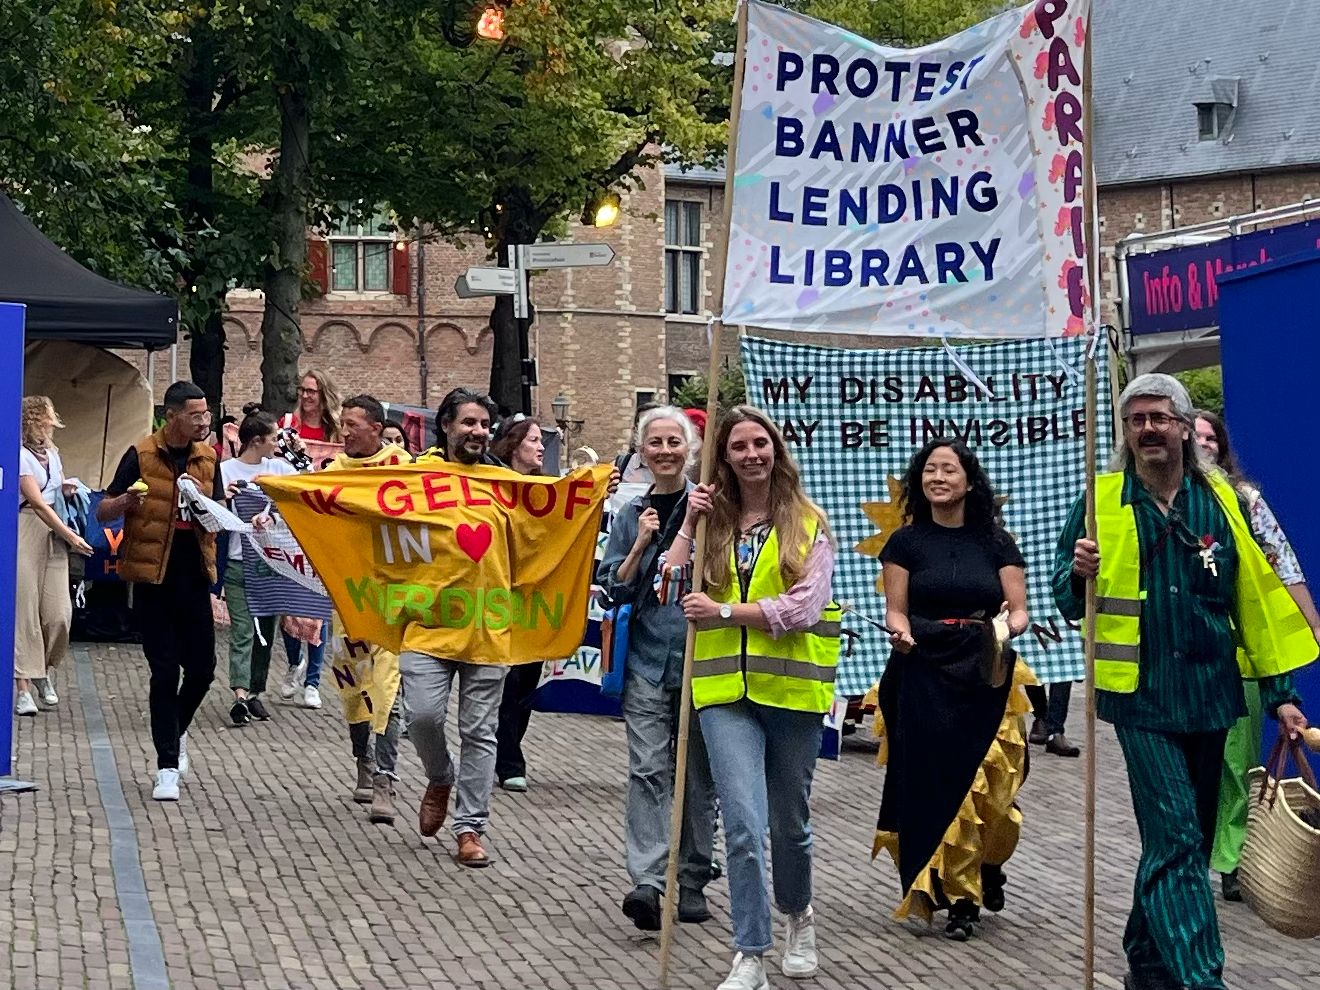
[456,522,493,563]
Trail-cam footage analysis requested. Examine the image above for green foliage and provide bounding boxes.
[789,0,1014,45]
[0,0,191,291]
[1176,367,1224,416]
[669,366,747,419]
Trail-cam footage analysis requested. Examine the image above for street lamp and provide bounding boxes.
[551,391,585,443]
[582,190,621,228]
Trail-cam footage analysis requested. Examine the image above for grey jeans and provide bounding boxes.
[349,690,404,779]
[623,668,717,892]
[399,651,507,836]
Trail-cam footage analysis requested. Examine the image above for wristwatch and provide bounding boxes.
[719,604,733,621]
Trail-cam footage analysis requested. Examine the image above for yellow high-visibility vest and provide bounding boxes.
[1090,470,1316,693]
[692,519,840,713]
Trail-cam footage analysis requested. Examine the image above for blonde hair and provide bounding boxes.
[300,368,343,442]
[21,396,63,449]
[703,405,831,596]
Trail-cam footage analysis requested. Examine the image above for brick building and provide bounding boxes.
[130,0,1319,452]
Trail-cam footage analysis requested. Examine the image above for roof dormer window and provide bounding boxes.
[1195,77,1239,142]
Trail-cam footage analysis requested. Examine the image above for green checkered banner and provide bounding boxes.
[741,334,1112,693]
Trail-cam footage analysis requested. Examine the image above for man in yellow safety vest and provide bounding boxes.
[1053,373,1311,990]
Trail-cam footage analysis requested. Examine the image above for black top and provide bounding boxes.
[880,522,1025,622]
[107,446,225,502]
[649,488,685,534]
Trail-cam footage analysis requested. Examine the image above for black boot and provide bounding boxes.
[1221,869,1242,902]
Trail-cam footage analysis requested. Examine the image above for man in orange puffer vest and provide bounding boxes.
[99,381,225,802]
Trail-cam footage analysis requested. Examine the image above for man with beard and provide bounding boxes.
[99,381,225,802]
[1054,374,1312,990]
[404,388,510,866]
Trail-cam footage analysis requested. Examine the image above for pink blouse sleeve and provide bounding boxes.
[758,537,836,639]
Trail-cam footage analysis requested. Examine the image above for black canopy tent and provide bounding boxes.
[0,193,177,350]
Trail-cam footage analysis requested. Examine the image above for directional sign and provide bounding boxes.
[463,266,518,294]
[524,242,616,269]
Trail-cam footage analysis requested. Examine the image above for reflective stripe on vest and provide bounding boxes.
[1090,473,1144,694]
[692,519,840,714]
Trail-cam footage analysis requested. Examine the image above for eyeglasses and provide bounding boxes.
[299,387,321,395]
[1122,412,1180,430]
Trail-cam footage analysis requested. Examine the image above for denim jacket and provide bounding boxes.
[599,482,693,689]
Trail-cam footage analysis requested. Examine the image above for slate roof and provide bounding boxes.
[665,0,1320,190]
[1093,0,1320,187]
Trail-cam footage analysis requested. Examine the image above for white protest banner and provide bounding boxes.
[741,334,1111,691]
[722,0,1090,337]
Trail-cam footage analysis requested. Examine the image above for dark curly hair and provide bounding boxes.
[900,438,1000,530]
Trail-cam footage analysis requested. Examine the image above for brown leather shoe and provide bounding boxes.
[456,831,491,868]
[1046,733,1081,758]
[418,783,451,837]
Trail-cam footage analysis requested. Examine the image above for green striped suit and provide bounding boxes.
[1054,469,1297,990]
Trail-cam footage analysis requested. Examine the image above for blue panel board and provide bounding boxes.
[1218,249,1320,776]
[0,303,27,775]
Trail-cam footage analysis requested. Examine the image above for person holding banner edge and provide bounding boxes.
[321,394,410,825]
[1191,409,1320,904]
[672,406,839,990]
[599,405,717,933]
[872,438,1033,942]
[219,404,297,727]
[1055,374,1310,990]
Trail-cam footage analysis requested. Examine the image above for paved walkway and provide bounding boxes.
[2,639,1317,990]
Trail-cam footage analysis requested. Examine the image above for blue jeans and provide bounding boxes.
[698,699,822,955]
[283,621,328,688]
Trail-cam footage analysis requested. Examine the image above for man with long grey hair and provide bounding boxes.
[1053,373,1312,990]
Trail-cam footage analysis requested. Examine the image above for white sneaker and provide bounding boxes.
[152,769,181,801]
[15,690,38,716]
[279,660,306,700]
[303,686,322,709]
[177,733,190,776]
[717,953,769,990]
[35,677,58,706]
[781,906,818,978]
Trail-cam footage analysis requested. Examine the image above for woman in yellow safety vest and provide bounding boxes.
[871,439,1033,942]
[669,405,839,990]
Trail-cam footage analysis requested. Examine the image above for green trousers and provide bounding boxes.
[1115,724,1228,990]
[224,566,276,695]
[1210,680,1263,874]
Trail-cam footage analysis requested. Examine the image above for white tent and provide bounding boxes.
[23,341,152,489]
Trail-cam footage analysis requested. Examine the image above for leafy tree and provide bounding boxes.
[670,366,747,419]
[341,0,735,414]
[794,0,1014,44]
[1176,366,1224,416]
[0,0,189,290]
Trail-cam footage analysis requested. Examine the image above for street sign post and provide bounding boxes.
[524,243,616,269]
[464,267,519,294]
[449,241,616,415]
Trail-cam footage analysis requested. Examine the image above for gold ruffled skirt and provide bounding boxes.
[868,659,1035,922]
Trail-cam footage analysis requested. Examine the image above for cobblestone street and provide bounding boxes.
[2,640,1316,990]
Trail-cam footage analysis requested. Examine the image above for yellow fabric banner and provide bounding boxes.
[258,460,612,664]
[326,614,400,733]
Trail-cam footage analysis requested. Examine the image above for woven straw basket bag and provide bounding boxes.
[1239,731,1320,939]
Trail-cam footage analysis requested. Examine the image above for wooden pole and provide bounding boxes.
[658,2,750,984]
[1080,16,1098,990]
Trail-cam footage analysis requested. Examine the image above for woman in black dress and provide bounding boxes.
[872,439,1032,941]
